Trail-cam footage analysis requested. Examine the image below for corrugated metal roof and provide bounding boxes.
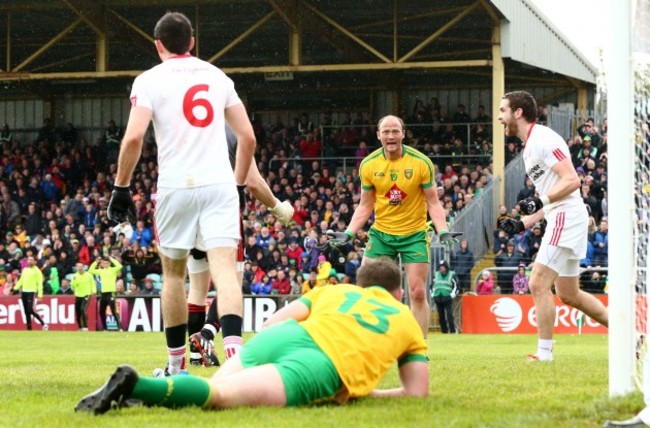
[491,0,598,83]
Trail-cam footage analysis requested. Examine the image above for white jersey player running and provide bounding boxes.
[107,11,255,375]
[497,91,608,361]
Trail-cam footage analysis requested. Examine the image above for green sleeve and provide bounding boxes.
[398,353,428,367]
[110,257,123,270]
[88,262,100,274]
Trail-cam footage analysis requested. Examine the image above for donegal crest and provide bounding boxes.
[405,169,413,179]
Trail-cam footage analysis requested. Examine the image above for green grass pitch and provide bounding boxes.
[0,331,642,427]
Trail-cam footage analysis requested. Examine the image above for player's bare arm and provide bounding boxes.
[370,361,429,398]
[245,160,294,224]
[115,106,152,186]
[545,158,581,203]
[346,188,376,234]
[423,186,448,233]
[225,103,256,185]
[261,300,310,329]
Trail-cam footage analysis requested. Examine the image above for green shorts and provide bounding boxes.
[364,227,430,263]
[239,319,342,406]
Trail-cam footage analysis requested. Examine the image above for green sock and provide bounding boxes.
[131,375,212,408]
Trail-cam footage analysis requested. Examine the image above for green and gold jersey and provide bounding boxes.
[359,145,434,235]
[299,284,427,399]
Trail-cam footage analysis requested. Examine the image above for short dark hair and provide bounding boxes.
[356,256,401,292]
[502,91,538,123]
[153,12,193,55]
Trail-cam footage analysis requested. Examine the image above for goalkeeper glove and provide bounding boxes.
[107,185,137,224]
[518,196,549,215]
[326,230,354,247]
[499,218,525,235]
[270,199,295,225]
[439,231,462,246]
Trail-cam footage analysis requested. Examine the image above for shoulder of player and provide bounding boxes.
[402,145,434,165]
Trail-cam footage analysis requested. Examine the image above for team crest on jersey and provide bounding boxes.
[405,169,413,179]
[390,169,399,181]
[385,184,407,205]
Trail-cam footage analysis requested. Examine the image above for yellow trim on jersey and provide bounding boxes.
[299,284,427,399]
[359,145,435,235]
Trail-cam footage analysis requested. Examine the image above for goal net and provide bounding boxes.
[609,0,650,399]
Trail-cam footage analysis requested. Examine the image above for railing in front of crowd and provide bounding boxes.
[504,153,526,210]
[470,266,609,294]
[447,175,501,261]
[547,107,606,141]
[267,153,492,176]
[319,121,493,154]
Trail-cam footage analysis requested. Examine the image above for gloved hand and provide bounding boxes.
[107,185,137,224]
[439,231,462,246]
[270,199,295,225]
[518,197,544,215]
[499,218,525,235]
[321,230,354,250]
[237,185,246,211]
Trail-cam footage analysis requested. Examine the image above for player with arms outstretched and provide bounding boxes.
[497,91,608,361]
[76,257,428,413]
[107,11,255,375]
[326,115,460,337]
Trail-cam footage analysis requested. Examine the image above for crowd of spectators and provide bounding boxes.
[0,97,547,299]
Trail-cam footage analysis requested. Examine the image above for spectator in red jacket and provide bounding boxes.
[285,237,304,269]
[299,132,321,159]
[475,270,494,295]
[271,270,291,294]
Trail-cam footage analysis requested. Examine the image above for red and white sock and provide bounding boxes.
[223,335,243,360]
[167,345,187,374]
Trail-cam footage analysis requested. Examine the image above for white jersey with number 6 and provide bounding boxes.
[130,54,242,189]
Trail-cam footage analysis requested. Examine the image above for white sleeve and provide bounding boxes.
[542,135,570,169]
[130,74,153,110]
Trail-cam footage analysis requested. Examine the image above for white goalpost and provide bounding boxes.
[607,0,635,397]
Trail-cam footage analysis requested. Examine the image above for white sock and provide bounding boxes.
[537,339,554,359]
[167,345,186,374]
[223,335,243,360]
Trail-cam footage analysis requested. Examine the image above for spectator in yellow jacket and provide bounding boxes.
[89,256,123,331]
[71,261,96,331]
[13,256,48,330]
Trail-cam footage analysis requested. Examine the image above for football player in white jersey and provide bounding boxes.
[108,11,255,375]
[497,91,608,361]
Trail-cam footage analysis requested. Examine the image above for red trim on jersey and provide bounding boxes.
[169,53,192,59]
[552,148,566,162]
[550,212,565,246]
[526,123,536,141]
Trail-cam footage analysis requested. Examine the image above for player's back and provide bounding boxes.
[299,284,427,398]
[131,55,240,189]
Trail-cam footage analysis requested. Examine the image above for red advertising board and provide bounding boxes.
[0,295,97,331]
[461,294,608,334]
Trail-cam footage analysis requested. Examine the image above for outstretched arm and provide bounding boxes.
[346,188,375,235]
[371,361,429,398]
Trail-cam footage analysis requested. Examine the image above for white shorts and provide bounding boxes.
[535,245,580,276]
[155,184,239,259]
[542,207,588,259]
[536,207,588,276]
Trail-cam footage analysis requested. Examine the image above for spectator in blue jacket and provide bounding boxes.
[250,274,272,295]
[593,218,608,266]
[130,220,153,248]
